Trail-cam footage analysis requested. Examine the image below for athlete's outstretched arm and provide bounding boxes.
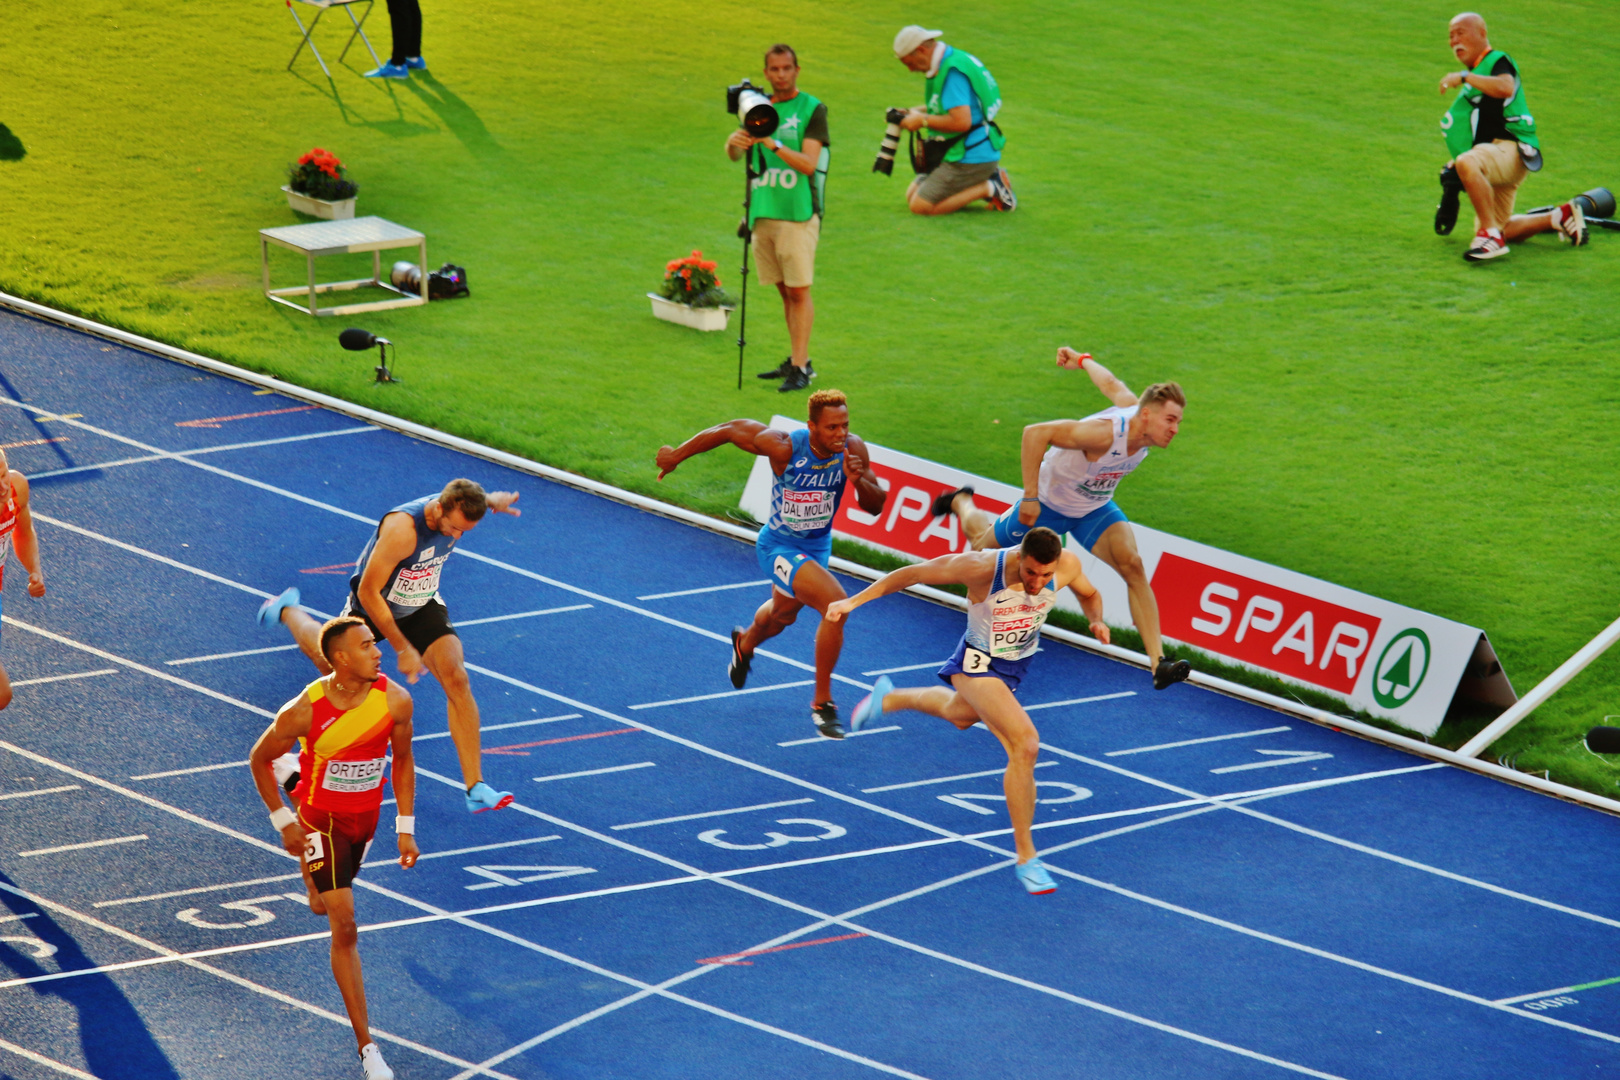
[357,514,426,680]
[1061,559,1111,644]
[1018,418,1115,522]
[249,696,314,857]
[486,490,521,516]
[825,551,990,623]
[656,420,793,479]
[386,681,419,868]
[843,435,888,517]
[1057,350,1137,408]
[9,473,44,598]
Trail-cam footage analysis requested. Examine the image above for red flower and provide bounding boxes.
[699,261,716,272]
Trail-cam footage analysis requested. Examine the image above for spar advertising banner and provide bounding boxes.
[741,416,1516,736]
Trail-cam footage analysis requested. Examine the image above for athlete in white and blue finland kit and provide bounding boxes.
[826,526,1106,895]
[935,348,1192,691]
[657,389,887,739]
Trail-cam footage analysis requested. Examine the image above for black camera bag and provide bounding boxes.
[428,263,469,300]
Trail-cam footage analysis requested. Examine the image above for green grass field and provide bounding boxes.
[3,0,1617,792]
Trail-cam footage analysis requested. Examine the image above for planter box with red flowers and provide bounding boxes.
[648,250,735,331]
[283,148,359,220]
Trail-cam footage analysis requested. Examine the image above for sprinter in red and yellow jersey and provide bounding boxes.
[250,615,416,1080]
[0,447,49,712]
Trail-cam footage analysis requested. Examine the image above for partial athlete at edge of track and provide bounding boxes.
[932,348,1192,691]
[0,448,47,711]
[255,478,520,813]
[248,616,418,1080]
[656,389,887,739]
[827,526,1104,895]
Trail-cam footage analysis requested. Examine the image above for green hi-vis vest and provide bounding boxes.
[748,91,828,226]
[1442,49,1539,161]
[923,47,1006,164]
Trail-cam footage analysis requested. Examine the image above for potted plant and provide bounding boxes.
[648,250,735,331]
[283,148,359,220]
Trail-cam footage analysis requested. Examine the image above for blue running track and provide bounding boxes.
[0,305,1616,1079]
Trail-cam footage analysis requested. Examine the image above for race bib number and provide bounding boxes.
[304,831,326,864]
[320,757,386,794]
[385,562,443,608]
[780,489,834,533]
[961,646,993,674]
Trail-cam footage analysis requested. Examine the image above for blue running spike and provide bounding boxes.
[1015,858,1057,895]
[256,587,300,630]
[850,675,892,732]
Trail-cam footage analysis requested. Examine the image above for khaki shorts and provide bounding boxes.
[915,160,1000,205]
[752,215,819,288]
[1456,139,1527,226]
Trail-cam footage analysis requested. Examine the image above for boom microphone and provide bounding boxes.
[338,328,391,351]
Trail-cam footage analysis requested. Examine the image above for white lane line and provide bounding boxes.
[863,762,1058,793]
[611,798,815,831]
[1024,691,1137,711]
[130,760,246,781]
[8,668,119,687]
[0,881,521,1080]
[455,604,593,627]
[415,713,581,741]
[166,644,300,665]
[778,726,900,747]
[1495,978,1620,1006]
[0,913,38,925]
[0,1035,99,1080]
[2,617,274,718]
[630,680,816,710]
[1107,726,1294,756]
[1211,751,1334,774]
[533,762,656,784]
[19,834,147,857]
[95,873,306,908]
[0,785,81,802]
[26,425,380,480]
[637,580,769,601]
[398,836,563,863]
[861,660,947,676]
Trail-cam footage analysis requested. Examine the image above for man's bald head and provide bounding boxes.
[1448,12,1489,65]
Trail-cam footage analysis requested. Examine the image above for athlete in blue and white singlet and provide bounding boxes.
[937,347,1192,691]
[657,391,887,738]
[255,478,522,814]
[826,527,1109,895]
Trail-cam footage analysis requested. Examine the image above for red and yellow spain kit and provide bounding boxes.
[293,675,394,813]
[0,481,16,591]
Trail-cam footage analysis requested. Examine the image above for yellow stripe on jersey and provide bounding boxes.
[305,680,393,758]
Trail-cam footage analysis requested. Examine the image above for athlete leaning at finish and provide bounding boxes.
[827,527,1106,895]
[249,616,417,1080]
[932,348,1191,691]
[656,389,887,738]
[0,449,46,712]
[256,478,519,813]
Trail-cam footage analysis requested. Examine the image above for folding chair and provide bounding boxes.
[285,0,382,78]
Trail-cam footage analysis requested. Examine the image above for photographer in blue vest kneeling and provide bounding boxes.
[893,26,1014,216]
[726,44,830,393]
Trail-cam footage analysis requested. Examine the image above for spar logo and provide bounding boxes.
[839,461,1010,560]
[1372,628,1431,708]
[1152,554,1382,695]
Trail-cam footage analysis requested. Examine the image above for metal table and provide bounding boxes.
[259,216,428,317]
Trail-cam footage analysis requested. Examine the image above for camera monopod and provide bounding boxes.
[734,142,764,390]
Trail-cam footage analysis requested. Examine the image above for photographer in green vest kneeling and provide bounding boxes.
[1437,12,1587,261]
[726,44,830,393]
[893,26,1014,216]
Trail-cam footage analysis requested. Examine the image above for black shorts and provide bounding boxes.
[298,803,379,893]
[345,592,458,656]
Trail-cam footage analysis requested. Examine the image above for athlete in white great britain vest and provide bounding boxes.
[827,527,1106,896]
[0,448,48,712]
[250,616,417,1080]
[657,389,887,738]
[255,478,521,814]
[933,348,1192,691]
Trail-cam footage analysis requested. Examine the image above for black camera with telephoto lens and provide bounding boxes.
[725,78,778,138]
[872,107,907,175]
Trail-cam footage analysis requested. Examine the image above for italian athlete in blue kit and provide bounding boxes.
[827,526,1107,894]
[934,348,1192,691]
[657,390,887,738]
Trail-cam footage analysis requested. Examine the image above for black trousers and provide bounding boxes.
[385,0,422,64]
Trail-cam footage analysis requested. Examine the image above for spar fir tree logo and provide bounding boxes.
[1372,628,1431,709]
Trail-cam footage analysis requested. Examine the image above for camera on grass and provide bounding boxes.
[725,78,778,138]
[872,107,907,175]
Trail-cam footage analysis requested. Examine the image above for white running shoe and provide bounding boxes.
[270,751,301,792]
[1463,229,1509,261]
[360,1042,394,1080]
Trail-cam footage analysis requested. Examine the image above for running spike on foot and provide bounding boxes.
[466,781,513,813]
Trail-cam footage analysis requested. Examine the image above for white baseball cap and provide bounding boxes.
[893,25,943,58]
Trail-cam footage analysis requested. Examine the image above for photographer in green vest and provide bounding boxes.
[892,26,1014,216]
[725,44,830,393]
[1438,12,1587,261]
